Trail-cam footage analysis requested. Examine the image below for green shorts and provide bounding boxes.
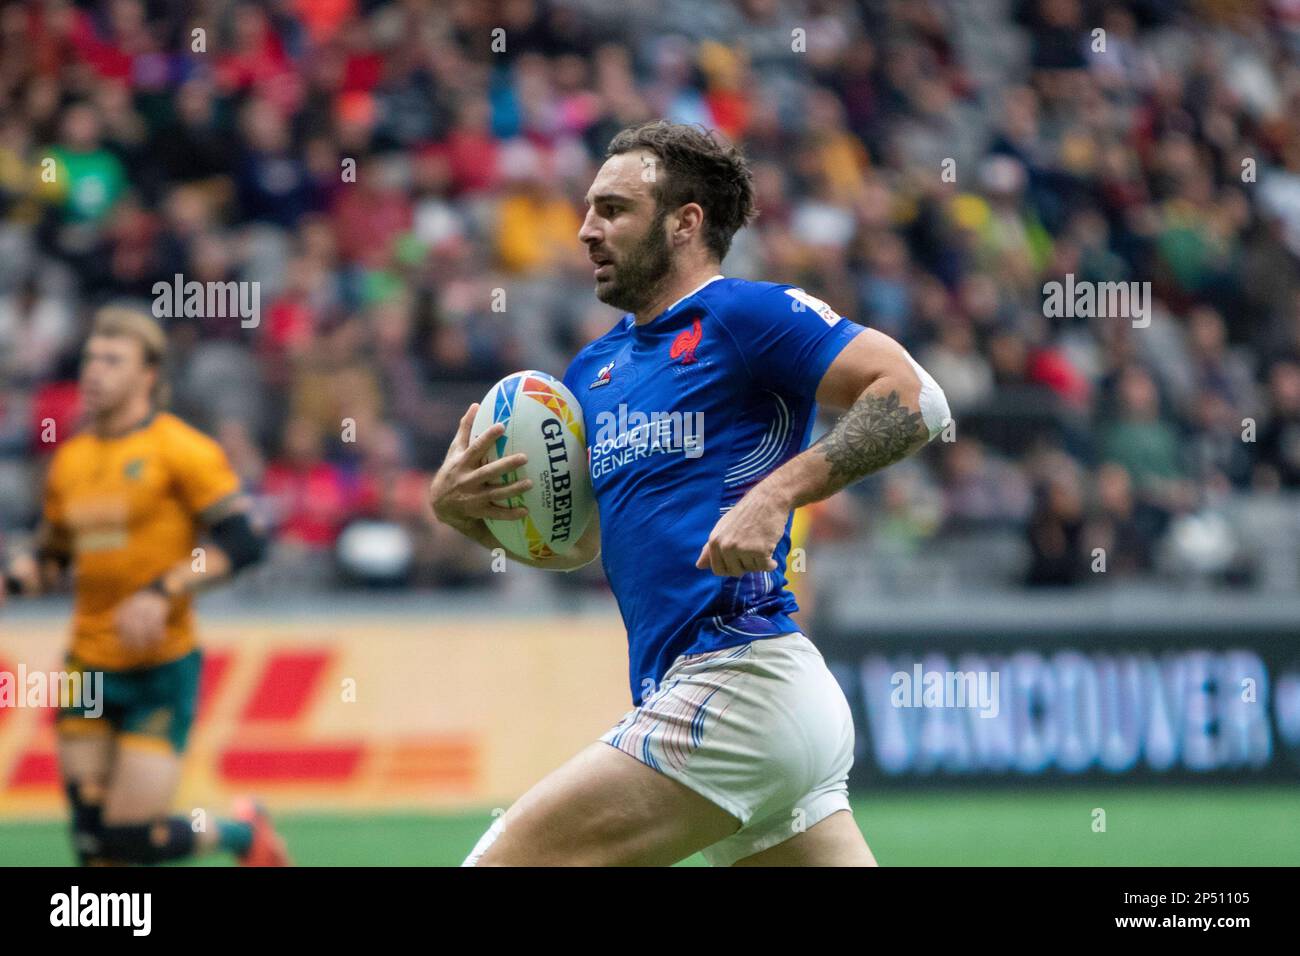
[58,649,203,754]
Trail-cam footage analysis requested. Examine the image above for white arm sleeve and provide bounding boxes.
[903,351,952,441]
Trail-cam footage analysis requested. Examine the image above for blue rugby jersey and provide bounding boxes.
[562,276,864,704]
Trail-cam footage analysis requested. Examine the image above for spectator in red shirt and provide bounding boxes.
[261,416,354,549]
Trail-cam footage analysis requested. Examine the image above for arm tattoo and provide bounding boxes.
[814,390,928,492]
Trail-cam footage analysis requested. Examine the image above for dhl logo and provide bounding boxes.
[0,647,479,802]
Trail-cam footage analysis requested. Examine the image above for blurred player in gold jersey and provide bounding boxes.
[1,307,288,865]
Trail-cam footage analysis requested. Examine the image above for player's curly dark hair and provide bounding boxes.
[606,120,757,263]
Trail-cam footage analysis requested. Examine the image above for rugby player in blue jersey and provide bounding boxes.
[431,121,950,866]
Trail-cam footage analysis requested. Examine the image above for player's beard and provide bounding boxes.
[594,206,673,314]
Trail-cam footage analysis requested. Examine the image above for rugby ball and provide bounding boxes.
[470,370,594,560]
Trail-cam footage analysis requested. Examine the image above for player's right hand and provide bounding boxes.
[429,403,532,530]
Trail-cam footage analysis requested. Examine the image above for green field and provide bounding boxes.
[3,787,1297,866]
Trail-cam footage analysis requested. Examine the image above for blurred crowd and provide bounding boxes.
[3,0,1300,595]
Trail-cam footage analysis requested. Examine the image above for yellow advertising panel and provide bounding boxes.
[0,614,630,818]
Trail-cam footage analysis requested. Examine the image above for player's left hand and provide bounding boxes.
[115,590,170,651]
[695,485,786,577]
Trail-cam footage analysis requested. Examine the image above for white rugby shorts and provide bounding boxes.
[599,631,856,866]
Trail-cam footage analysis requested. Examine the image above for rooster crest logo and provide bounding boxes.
[670,318,703,365]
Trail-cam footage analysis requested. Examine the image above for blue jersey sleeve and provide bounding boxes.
[712,284,865,398]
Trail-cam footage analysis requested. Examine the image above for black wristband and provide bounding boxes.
[4,574,23,596]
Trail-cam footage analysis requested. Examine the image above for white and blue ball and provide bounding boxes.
[470,370,594,560]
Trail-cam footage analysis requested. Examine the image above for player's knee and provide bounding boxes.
[464,814,594,866]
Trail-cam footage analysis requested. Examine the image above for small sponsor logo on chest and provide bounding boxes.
[589,360,614,389]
